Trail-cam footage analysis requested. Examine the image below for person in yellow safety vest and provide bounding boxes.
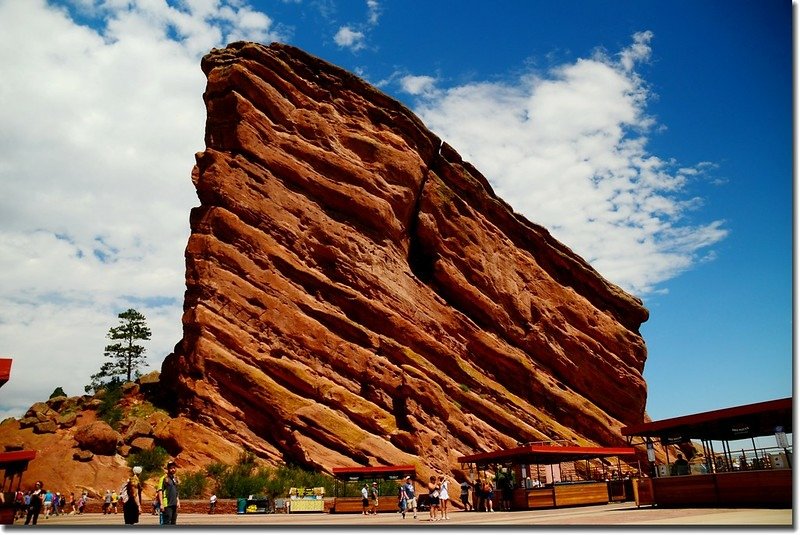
[156,461,180,525]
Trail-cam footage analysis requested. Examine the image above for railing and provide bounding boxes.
[664,445,792,476]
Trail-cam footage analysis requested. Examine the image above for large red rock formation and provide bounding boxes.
[161,41,650,478]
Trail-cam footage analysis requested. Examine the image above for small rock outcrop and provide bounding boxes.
[160,41,651,476]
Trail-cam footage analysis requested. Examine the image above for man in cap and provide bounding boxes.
[156,460,180,525]
[402,476,417,519]
[370,481,380,514]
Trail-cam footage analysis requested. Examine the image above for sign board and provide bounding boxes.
[775,427,789,448]
[730,423,750,436]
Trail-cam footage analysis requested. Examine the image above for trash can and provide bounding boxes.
[237,498,246,514]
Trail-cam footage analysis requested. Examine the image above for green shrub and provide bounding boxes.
[218,466,270,499]
[97,382,124,429]
[180,470,207,499]
[205,462,228,487]
[128,401,163,419]
[127,446,170,481]
[201,451,336,499]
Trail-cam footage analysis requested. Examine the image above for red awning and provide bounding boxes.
[0,450,36,467]
[0,358,11,389]
[621,397,792,442]
[458,444,637,466]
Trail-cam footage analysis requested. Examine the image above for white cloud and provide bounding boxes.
[0,2,727,421]
[333,1,380,52]
[411,32,727,296]
[366,0,381,25]
[399,74,439,97]
[0,0,285,418]
[334,25,365,51]
[618,30,654,72]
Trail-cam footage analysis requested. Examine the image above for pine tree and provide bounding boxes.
[85,308,152,393]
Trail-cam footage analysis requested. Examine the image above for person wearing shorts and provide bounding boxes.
[361,483,369,515]
[427,476,440,521]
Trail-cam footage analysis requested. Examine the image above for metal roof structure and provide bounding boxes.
[457,444,637,466]
[621,397,792,443]
[331,465,416,480]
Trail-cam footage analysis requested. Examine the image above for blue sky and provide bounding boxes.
[0,0,791,428]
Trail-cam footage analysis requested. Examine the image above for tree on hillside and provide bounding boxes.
[85,308,152,393]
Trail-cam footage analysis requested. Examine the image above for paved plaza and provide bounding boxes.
[22,502,792,528]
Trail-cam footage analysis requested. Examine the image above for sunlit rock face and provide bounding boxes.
[161,41,650,477]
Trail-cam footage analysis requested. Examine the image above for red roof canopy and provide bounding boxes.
[0,358,12,389]
[0,450,36,467]
[458,444,637,465]
[621,397,792,442]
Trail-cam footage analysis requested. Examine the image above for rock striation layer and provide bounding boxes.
[161,41,650,477]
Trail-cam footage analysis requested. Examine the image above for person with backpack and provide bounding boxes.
[103,489,112,514]
[122,477,141,525]
[397,483,408,518]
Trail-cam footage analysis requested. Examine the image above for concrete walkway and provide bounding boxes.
[29,502,792,527]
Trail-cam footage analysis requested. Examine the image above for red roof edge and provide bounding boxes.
[621,397,792,436]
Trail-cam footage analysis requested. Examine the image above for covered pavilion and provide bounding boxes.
[458,443,638,510]
[621,397,792,507]
[330,465,416,513]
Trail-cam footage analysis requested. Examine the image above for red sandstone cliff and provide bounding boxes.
[160,41,650,479]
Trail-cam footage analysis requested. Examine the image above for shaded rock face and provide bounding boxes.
[161,42,650,477]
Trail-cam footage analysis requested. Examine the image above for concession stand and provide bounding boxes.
[458,443,637,510]
[622,397,792,508]
[287,486,326,513]
[331,465,416,513]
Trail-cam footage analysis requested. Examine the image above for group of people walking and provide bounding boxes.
[461,478,497,512]
[14,482,90,525]
[362,473,487,521]
[13,459,180,526]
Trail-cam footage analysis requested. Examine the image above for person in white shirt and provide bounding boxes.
[438,475,450,520]
[361,484,369,515]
